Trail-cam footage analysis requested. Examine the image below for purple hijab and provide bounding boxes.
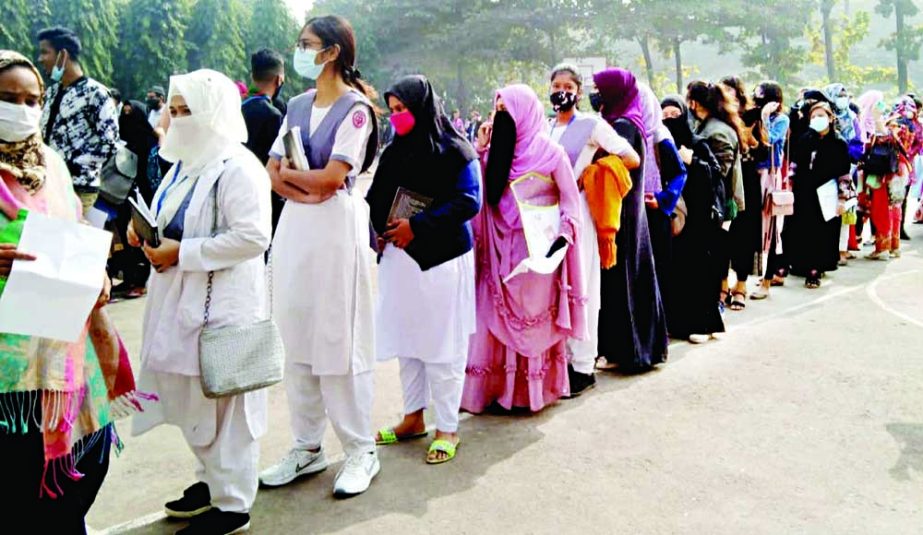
[593,68,646,136]
[496,84,561,180]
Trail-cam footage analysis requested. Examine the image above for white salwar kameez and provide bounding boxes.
[132,148,272,514]
[375,246,476,432]
[271,190,377,456]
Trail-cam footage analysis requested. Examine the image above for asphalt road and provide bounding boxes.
[88,223,923,535]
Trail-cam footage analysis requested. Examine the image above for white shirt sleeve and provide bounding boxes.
[329,103,372,172]
[268,115,289,160]
[592,118,635,158]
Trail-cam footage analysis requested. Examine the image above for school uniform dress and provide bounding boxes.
[269,89,378,457]
[548,113,636,374]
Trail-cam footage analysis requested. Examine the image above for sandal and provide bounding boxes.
[375,426,428,446]
[426,439,459,465]
[805,270,821,289]
[719,290,730,308]
[729,292,746,311]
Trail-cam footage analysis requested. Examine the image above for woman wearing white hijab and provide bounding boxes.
[129,69,272,535]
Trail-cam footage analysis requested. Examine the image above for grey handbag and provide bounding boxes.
[198,175,284,398]
[99,145,139,205]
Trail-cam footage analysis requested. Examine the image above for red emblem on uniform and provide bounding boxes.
[352,110,366,128]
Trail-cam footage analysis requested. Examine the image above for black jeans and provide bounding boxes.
[1,393,112,534]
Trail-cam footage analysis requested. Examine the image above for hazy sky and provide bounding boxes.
[284,0,313,19]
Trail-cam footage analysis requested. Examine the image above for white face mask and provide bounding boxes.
[809,115,830,133]
[159,114,213,165]
[0,101,43,142]
[293,48,327,80]
[835,97,849,111]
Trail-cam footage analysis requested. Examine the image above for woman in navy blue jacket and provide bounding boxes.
[366,75,481,464]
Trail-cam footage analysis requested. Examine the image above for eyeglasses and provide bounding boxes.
[296,39,326,52]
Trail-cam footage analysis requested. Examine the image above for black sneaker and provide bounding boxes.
[176,509,250,534]
[564,365,596,398]
[165,482,212,519]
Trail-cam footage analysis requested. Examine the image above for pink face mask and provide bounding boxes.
[389,110,415,136]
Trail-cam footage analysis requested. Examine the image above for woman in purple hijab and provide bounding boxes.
[461,84,587,413]
[591,68,669,372]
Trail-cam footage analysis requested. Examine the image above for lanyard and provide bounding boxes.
[156,162,184,217]
[550,114,577,139]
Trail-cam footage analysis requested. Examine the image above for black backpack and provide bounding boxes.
[861,135,899,176]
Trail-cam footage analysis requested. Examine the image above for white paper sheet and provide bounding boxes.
[0,212,112,342]
[817,179,839,222]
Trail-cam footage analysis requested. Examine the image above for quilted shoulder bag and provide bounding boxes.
[768,133,794,216]
[861,134,898,177]
[199,173,284,398]
[99,145,139,205]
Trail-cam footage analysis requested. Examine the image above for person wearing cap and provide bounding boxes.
[146,85,166,129]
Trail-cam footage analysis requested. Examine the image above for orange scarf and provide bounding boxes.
[580,155,633,269]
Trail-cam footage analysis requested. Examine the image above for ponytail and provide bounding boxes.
[688,80,755,154]
[305,15,380,116]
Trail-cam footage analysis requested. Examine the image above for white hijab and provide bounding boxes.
[160,69,248,173]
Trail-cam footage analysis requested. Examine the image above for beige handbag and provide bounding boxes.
[198,176,284,399]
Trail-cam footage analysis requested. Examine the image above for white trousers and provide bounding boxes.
[286,362,375,456]
[399,357,466,433]
[567,193,601,375]
[186,395,259,513]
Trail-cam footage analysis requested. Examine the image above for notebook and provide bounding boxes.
[128,191,160,247]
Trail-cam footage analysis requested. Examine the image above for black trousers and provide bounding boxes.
[1,394,111,534]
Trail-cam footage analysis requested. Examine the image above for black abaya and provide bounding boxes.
[598,119,668,370]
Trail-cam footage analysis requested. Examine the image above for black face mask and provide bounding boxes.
[484,110,516,206]
[273,80,285,99]
[550,91,578,113]
[663,116,693,149]
[589,92,603,113]
[146,98,162,110]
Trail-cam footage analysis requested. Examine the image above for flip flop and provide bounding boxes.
[375,426,428,446]
[426,439,460,465]
[729,292,746,311]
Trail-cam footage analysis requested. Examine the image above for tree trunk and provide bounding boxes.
[673,37,683,93]
[895,0,908,93]
[456,60,467,112]
[822,0,836,81]
[638,35,654,87]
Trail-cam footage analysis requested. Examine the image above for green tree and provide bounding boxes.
[46,0,121,84]
[807,9,896,91]
[820,0,837,81]
[116,0,191,97]
[0,0,34,56]
[243,0,300,63]
[875,0,921,93]
[186,0,249,80]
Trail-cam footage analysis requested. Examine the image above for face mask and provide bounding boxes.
[0,101,43,142]
[159,114,212,164]
[50,51,66,82]
[809,115,830,133]
[146,98,161,110]
[389,110,415,136]
[293,48,327,80]
[589,92,603,113]
[549,91,577,113]
[273,80,285,99]
[754,96,768,109]
[905,110,916,120]
[835,97,849,111]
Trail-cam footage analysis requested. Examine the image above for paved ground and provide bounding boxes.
[88,223,923,534]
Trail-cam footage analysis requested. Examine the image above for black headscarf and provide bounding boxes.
[119,100,156,157]
[660,94,694,149]
[367,75,477,235]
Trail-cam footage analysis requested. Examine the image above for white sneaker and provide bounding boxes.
[688,334,711,344]
[259,448,328,488]
[333,451,380,498]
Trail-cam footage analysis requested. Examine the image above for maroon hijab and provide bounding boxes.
[593,68,645,135]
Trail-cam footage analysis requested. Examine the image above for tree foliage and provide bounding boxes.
[116,0,191,97]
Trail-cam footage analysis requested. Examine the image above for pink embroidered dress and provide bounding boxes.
[461,84,587,413]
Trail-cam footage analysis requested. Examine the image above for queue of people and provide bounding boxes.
[1,12,922,535]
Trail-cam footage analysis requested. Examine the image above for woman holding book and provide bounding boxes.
[461,83,587,414]
[128,68,272,534]
[259,16,382,497]
[365,75,480,464]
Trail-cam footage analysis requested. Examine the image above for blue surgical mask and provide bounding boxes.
[50,52,66,82]
[293,48,327,80]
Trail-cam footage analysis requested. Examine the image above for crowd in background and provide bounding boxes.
[0,13,921,535]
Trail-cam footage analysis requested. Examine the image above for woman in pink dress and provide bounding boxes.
[461,84,586,413]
